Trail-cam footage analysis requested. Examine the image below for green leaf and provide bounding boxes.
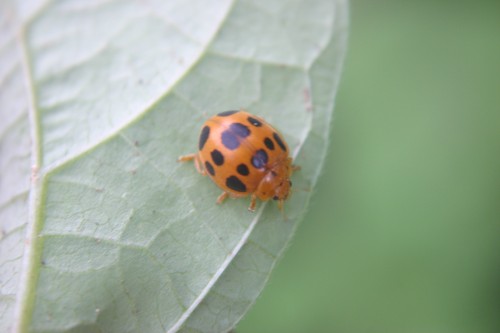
[0,0,348,332]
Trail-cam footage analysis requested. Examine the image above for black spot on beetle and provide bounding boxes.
[273,195,279,200]
[264,137,275,150]
[218,110,239,117]
[226,176,247,192]
[205,161,215,176]
[230,123,250,138]
[199,126,210,150]
[247,116,262,127]
[237,163,250,176]
[273,132,287,152]
[221,130,240,150]
[251,149,268,169]
[211,149,224,166]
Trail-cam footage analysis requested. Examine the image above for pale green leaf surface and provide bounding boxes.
[0,0,348,332]
[0,3,33,332]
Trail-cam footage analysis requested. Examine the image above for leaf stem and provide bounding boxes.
[13,20,45,333]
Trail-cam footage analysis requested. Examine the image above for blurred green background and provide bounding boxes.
[238,0,500,332]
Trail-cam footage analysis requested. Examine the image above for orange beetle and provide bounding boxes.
[178,110,299,212]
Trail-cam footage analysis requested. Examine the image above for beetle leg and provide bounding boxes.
[277,199,283,211]
[278,199,289,221]
[248,194,257,212]
[216,191,229,204]
[177,154,195,162]
[178,154,206,175]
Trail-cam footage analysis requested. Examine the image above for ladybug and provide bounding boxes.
[178,110,299,212]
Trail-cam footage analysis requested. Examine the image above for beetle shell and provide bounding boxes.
[179,110,297,211]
